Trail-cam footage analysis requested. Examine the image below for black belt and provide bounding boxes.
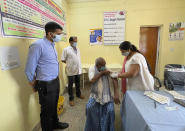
[37,77,58,85]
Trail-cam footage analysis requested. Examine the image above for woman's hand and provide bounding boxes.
[110,72,119,78]
[118,64,140,78]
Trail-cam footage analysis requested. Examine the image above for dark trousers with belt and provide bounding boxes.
[36,77,59,131]
[68,75,81,101]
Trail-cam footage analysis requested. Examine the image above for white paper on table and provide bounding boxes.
[144,91,170,105]
[166,90,185,100]
[165,106,178,111]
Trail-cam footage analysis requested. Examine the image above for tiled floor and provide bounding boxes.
[39,84,122,131]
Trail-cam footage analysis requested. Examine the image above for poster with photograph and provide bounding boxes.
[169,22,185,41]
[90,29,102,45]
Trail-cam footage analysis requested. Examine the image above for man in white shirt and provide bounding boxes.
[61,36,84,106]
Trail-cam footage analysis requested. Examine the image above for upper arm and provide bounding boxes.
[127,64,140,77]
[29,43,41,56]
[88,67,95,81]
[25,43,42,81]
[127,56,141,77]
[61,49,67,61]
[28,44,42,63]
[77,48,81,56]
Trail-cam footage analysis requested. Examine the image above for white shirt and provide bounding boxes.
[88,66,111,80]
[61,46,82,76]
[125,53,154,91]
[88,66,112,104]
[88,66,95,81]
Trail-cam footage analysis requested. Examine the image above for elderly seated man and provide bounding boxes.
[85,57,120,131]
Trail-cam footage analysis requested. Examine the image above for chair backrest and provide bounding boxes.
[154,76,162,91]
[146,61,162,91]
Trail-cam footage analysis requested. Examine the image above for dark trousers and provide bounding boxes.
[68,75,81,101]
[36,77,60,131]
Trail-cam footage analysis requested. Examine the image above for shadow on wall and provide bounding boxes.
[56,43,68,94]
[59,63,68,94]
[8,39,40,131]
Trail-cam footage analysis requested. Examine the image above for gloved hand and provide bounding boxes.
[110,72,119,78]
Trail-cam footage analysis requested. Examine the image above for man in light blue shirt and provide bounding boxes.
[25,22,69,131]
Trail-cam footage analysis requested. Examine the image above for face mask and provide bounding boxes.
[122,52,129,56]
[99,66,105,71]
[73,42,77,47]
[53,34,62,42]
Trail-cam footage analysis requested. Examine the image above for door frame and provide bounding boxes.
[140,25,162,76]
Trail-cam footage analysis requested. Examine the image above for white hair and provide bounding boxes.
[95,57,105,66]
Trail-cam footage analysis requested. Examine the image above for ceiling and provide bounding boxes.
[68,0,111,3]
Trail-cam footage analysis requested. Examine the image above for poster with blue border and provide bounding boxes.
[90,29,102,45]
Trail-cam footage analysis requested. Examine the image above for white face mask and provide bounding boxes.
[122,52,129,56]
[73,42,77,47]
[53,35,62,42]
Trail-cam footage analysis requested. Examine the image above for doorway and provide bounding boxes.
[139,26,160,76]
